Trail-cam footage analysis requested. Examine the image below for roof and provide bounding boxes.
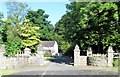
[42,41,56,47]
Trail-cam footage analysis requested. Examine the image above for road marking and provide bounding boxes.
[41,62,52,77]
[40,68,48,77]
[42,70,47,75]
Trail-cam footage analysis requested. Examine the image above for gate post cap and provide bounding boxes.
[107,46,114,53]
[74,44,80,52]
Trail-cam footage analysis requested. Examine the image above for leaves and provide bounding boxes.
[18,20,41,52]
[4,22,22,56]
[26,9,54,40]
[55,2,120,53]
[6,1,29,26]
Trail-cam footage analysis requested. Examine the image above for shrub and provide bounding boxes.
[44,50,52,57]
[4,24,22,57]
[113,58,119,67]
[4,36,22,56]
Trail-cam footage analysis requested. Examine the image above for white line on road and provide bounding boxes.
[42,70,47,75]
[41,62,52,77]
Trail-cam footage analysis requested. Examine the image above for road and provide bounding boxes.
[2,56,119,76]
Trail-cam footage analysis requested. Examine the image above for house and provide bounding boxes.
[38,41,58,56]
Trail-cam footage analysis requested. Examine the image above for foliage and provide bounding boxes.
[6,0,29,27]
[55,2,120,54]
[44,51,52,57]
[1,19,8,43]
[26,9,55,40]
[113,58,119,67]
[4,36,22,57]
[51,33,71,53]
[60,41,71,54]
[1,1,120,56]
[44,56,54,60]
[0,69,17,75]
[3,1,29,56]
[4,18,22,56]
[0,12,4,44]
[18,20,41,52]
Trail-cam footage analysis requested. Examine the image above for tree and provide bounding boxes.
[3,1,29,56]
[18,20,41,53]
[83,2,119,53]
[0,12,4,44]
[55,2,120,54]
[6,0,29,26]
[26,9,54,40]
[55,2,90,54]
[4,18,22,56]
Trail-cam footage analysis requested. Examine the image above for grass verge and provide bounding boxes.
[44,56,55,60]
[0,69,17,76]
[112,67,118,71]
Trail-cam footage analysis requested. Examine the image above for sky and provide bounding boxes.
[0,0,70,25]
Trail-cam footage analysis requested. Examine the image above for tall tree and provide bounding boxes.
[4,18,22,56]
[3,1,29,56]
[26,9,54,40]
[55,2,120,54]
[0,12,4,44]
[3,0,29,43]
[83,2,119,53]
[6,0,29,26]
[18,20,41,52]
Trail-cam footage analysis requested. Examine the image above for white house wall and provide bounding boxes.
[53,41,58,55]
[42,41,58,56]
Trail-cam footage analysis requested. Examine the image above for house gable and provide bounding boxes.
[39,41,58,56]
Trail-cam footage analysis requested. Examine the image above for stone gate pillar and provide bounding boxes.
[37,44,44,66]
[87,47,92,57]
[39,51,44,66]
[74,44,80,66]
[24,48,31,57]
[107,46,114,67]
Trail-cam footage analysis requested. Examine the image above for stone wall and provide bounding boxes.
[0,45,45,69]
[79,56,87,66]
[74,45,116,67]
[0,56,43,69]
[29,56,42,65]
[0,57,29,69]
[87,54,107,67]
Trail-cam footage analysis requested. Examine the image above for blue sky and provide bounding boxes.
[27,2,69,25]
[0,1,70,25]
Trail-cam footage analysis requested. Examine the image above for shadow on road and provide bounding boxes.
[48,56,73,65]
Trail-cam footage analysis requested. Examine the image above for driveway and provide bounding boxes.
[2,56,118,76]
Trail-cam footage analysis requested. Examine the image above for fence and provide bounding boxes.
[113,53,119,59]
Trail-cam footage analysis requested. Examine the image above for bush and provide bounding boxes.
[44,50,52,57]
[4,36,22,56]
[113,58,119,67]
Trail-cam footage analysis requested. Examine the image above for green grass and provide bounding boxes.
[44,56,55,60]
[118,59,120,71]
[112,67,118,71]
[0,69,17,75]
[112,59,120,71]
